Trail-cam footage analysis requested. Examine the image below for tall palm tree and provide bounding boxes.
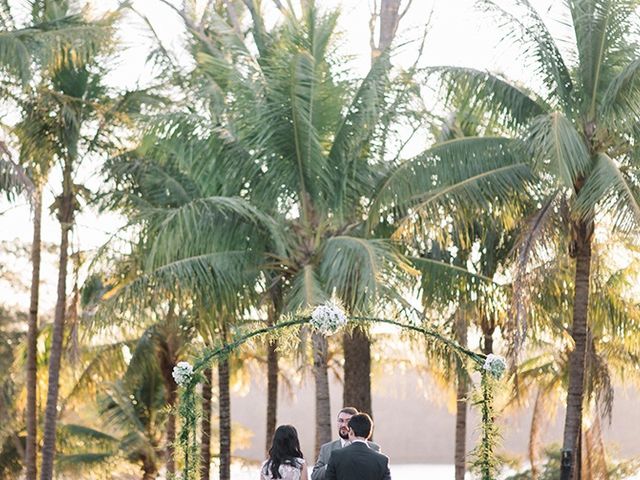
[12,95,58,480]
[2,3,111,473]
[128,0,421,461]
[101,123,268,480]
[420,2,640,476]
[31,7,137,477]
[510,243,640,479]
[139,2,526,463]
[341,0,411,418]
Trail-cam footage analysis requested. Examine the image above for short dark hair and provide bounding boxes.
[348,413,373,439]
[338,407,358,416]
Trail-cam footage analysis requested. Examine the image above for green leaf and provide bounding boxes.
[328,53,391,217]
[370,136,534,234]
[526,112,591,189]
[286,264,327,311]
[428,66,547,130]
[570,0,639,117]
[320,236,410,311]
[479,0,573,109]
[599,57,640,129]
[575,153,640,232]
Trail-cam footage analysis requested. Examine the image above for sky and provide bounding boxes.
[0,0,558,310]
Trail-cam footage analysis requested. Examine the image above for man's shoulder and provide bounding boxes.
[366,440,381,452]
[370,448,389,464]
[351,443,387,461]
[319,439,341,453]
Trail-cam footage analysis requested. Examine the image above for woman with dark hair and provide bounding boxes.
[260,425,309,480]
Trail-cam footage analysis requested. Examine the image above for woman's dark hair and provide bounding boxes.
[263,425,304,479]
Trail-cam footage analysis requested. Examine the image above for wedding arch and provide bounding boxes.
[174,302,506,480]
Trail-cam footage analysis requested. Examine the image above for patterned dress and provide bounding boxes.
[260,457,305,480]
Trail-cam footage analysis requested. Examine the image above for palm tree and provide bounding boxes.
[341,0,412,418]
[188,0,422,451]
[12,94,59,480]
[30,7,140,477]
[138,2,524,464]
[121,0,423,463]
[422,2,640,476]
[2,3,112,474]
[57,374,168,480]
[0,0,108,85]
[506,239,640,479]
[101,123,268,479]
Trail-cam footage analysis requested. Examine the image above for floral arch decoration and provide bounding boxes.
[174,302,506,480]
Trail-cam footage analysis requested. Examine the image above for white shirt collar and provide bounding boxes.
[341,438,368,447]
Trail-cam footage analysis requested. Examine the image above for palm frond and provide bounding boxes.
[370,136,534,235]
[599,57,640,129]
[569,0,640,117]
[0,29,30,83]
[412,255,502,305]
[63,342,128,404]
[285,264,327,311]
[328,53,391,218]
[95,250,253,326]
[428,66,548,131]
[319,236,411,311]
[575,153,640,232]
[508,191,564,357]
[0,144,34,200]
[58,424,118,445]
[479,0,574,108]
[526,112,591,189]
[0,10,116,84]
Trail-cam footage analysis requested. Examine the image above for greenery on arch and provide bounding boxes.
[174,309,504,480]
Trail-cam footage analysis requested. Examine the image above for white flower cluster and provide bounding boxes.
[310,302,348,335]
[483,354,507,380]
[172,361,194,386]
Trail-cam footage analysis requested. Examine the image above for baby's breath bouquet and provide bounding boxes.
[482,354,506,380]
[310,301,348,335]
[172,361,194,386]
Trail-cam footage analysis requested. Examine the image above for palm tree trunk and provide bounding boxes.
[312,331,331,457]
[219,356,231,480]
[141,457,158,480]
[372,0,402,59]
[529,389,543,480]
[343,328,372,415]
[165,378,177,476]
[265,339,278,452]
[26,186,42,480]
[560,220,592,480]
[454,314,468,480]
[39,159,73,480]
[158,304,181,476]
[265,286,282,454]
[481,318,495,355]
[200,367,213,480]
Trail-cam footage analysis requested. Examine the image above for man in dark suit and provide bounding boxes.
[325,413,391,480]
[311,407,380,480]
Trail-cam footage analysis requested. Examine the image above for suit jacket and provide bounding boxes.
[325,442,391,480]
[311,439,380,480]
